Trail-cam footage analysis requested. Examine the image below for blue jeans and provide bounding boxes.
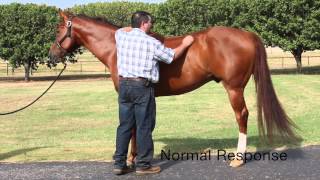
[113,79,156,169]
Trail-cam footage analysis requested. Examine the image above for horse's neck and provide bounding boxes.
[74,18,118,69]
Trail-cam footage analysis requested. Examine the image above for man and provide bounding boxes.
[113,11,194,175]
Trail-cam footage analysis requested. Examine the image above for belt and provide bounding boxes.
[119,76,148,82]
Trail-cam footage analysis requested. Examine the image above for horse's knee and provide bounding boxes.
[241,107,249,120]
[240,107,248,124]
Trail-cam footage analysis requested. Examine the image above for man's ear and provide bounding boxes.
[140,21,148,28]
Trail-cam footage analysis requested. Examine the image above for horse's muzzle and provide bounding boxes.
[48,51,60,64]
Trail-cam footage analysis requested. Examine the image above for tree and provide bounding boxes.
[154,0,211,36]
[71,2,158,27]
[248,0,320,72]
[0,3,59,81]
[153,0,244,36]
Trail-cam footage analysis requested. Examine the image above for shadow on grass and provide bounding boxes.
[0,147,44,161]
[271,65,320,74]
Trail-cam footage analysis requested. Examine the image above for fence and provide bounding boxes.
[1,56,320,78]
[268,56,320,69]
[0,61,109,77]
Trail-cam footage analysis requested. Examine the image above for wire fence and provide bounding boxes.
[1,56,320,78]
[0,61,109,77]
[268,56,320,69]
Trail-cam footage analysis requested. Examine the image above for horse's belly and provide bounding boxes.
[154,77,211,97]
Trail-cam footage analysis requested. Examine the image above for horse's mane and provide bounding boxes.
[70,13,165,42]
[76,14,122,28]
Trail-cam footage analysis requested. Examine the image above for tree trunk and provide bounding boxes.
[294,54,302,73]
[24,61,31,82]
[292,48,303,73]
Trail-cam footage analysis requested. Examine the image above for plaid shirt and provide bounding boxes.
[115,28,175,83]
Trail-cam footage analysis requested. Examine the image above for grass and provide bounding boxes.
[0,75,319,162]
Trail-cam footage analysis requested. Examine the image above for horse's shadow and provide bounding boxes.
[153,136,303,170]
[0,147,45,161]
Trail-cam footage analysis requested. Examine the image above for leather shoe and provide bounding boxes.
[113,166,133,175]
[136,166,161,175]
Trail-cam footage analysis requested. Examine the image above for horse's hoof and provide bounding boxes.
[127,161,135,169]
[229,159,244,168]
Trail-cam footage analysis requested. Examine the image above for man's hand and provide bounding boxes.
[122,27,132,32]
[173,35,195,60]
[182,35,194,47]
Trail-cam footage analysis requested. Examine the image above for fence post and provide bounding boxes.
[6,63,9,76]
[308,56,310,66]
[282,57,284,68]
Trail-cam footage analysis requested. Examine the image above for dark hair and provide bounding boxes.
[131,11,154,28]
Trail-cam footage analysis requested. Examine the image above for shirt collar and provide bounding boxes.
[133,28,146,34]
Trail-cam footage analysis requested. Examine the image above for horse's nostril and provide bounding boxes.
[48,52,57,63]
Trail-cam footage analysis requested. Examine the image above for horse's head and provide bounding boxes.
[49,11,80,64]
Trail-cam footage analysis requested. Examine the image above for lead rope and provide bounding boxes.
[0,64,67,115]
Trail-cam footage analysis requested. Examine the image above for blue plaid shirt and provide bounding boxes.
[115,28,175,83]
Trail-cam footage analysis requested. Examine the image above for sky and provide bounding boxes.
[0,0,165,9]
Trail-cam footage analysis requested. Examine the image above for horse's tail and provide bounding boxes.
[253,36,300,143]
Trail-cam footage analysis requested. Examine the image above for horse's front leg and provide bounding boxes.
[127,128,137,167]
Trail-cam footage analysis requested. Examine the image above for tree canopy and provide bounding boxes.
[155,0,252,36]
[0,3,59,80]
[71,2,158,27]
[247,0,320,71]
[0,1,319,76]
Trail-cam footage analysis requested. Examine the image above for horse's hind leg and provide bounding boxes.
[225,86,249,167]
[127,128,137,168]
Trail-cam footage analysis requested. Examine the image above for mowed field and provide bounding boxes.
[0,75,319,162]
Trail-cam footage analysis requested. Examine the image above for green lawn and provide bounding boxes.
[0,75,319,162]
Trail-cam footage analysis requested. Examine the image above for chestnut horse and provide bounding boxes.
[49,12,298,167]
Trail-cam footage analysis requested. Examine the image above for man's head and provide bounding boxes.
[131,11,154,33]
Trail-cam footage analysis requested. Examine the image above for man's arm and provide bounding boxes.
[153,35,194,64]
[172,35,194,60]
[120,28,194,58]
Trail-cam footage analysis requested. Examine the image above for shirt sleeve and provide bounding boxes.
[153,40,175,64]
[115,28,124,42]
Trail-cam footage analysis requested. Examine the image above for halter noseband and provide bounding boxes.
[56,17,73,53]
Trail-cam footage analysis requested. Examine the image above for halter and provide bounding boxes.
[55,17,73,53]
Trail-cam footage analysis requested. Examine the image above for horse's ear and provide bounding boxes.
[59,10,68,21]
